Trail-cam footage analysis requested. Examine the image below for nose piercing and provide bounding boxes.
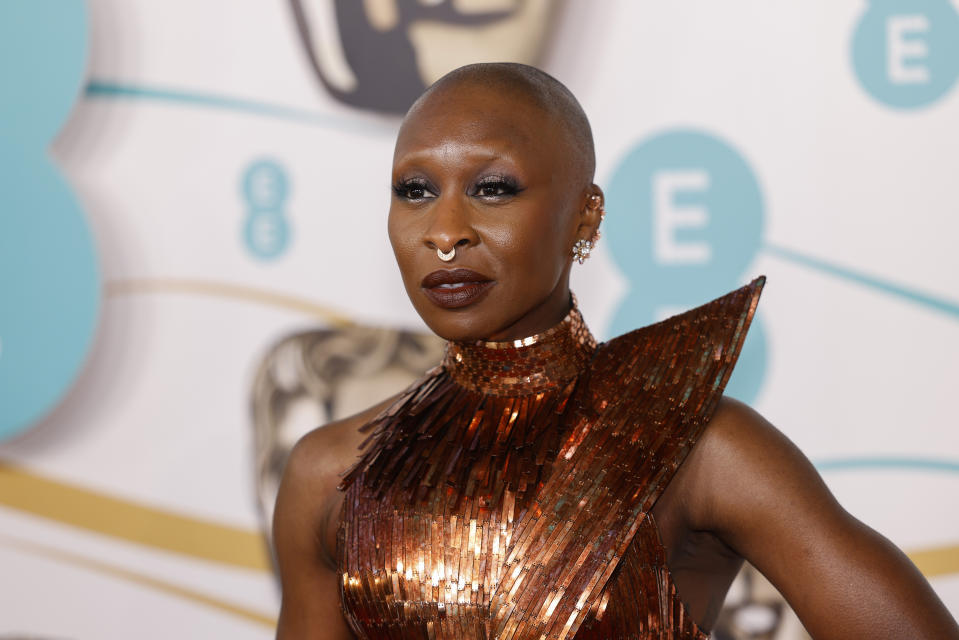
[437,247,455,262]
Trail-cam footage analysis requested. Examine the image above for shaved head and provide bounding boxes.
[388,62,605,342]
[404,62,596,184]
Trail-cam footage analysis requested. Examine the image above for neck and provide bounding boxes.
[443,296,597,396]
[484,282,574,342]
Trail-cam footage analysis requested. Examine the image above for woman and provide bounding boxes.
[273,63,959,639]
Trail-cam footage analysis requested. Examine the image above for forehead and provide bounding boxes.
[393,85,564,167]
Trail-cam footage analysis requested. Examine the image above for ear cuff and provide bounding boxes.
[574,195,605,264]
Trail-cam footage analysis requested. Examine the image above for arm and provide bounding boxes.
[273,395,398,639]
[685,397,959,639]
[273,429,356,640]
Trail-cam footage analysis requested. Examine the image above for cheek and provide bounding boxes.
[387,211,419,279]
[523,213,575,288]
[488,213,569,288]
[528,232,568,281]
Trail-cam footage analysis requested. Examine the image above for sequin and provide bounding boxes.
[338,278,765,639]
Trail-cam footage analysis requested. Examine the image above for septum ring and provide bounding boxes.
[437,247,455,262]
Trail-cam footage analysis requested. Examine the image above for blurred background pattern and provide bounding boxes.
[1,1,958,637]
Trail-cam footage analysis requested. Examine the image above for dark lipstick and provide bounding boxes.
[421,268,495,309]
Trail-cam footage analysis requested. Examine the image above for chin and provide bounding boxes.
[421,313,492,343]
[412,302,498,343]
[409,288,505,342]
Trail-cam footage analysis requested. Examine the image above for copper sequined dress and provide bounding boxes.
[337,278,764,639]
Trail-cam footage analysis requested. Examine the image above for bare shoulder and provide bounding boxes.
[284,397,393,489]
[275,394,397,541]
[688,396,806,476]
[678,396,834,529]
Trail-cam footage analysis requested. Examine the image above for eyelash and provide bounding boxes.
[392,178,432,201]
[391,176,522,201]
[473,176,521,199]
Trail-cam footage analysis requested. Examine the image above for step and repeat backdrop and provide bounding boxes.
[2,1,958,638]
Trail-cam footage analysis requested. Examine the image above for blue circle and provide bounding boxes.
[604,129,767,403]
[242,160,289,210]
[723,313,767,404]
[852,0,959,109]
[0,0,99,441]
[0,155,101,439]
[0,1,89,144]
[606,129,764,315]
[244,213,291,260]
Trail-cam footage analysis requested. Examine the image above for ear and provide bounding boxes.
[577,184,605,243]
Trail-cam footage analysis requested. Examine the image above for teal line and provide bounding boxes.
[764,243,959,320]
[816,457,959,474]
[75,82,959,323]
[84,80,397,137]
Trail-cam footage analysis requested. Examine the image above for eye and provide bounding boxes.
[472,175,522,200]
[392,178,436,201]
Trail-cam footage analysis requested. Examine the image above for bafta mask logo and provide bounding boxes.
[290,0,559,114]
[250,325,446,552]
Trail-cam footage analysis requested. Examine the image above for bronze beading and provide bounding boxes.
[337,279,765,639]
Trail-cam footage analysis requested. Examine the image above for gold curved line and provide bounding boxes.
[106,278,356,327]
[3,465,959,587]
[0,463,271,571]
[908,545,959,579]
[0,533,276,628]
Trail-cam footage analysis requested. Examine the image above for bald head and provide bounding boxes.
[404,63,596,184]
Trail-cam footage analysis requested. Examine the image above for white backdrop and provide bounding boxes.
[2,1,958,638]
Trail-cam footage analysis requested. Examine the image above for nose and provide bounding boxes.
[422,196,479,255]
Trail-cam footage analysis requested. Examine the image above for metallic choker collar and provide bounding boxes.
[443,299,597,396]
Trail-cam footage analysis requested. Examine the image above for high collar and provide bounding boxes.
[442,298,597,396]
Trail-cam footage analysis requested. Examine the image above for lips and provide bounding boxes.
[421,268,495,309]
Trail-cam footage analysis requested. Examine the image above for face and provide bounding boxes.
[388,83,601,342]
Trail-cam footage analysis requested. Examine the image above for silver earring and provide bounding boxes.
[588,198,606,246]
[437,246,455,262]
[583,195,606,254]
[572,238,593,264]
